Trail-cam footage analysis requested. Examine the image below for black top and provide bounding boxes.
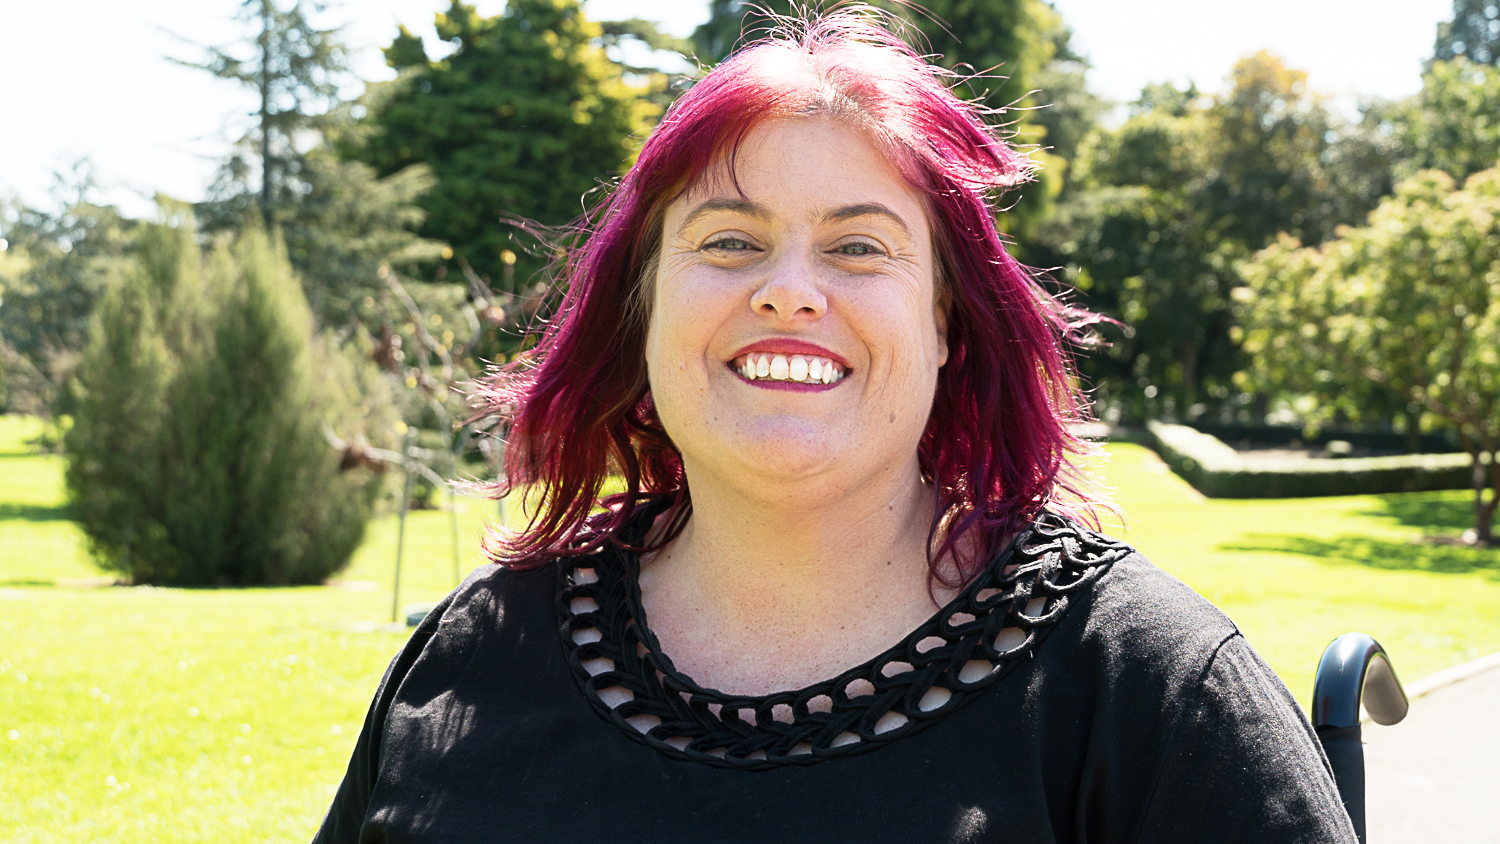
[313,515,1357,843]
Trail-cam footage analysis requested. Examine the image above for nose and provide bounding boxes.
[749,254,827,322]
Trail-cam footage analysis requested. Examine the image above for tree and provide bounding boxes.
[1044,55,1391,421]
[181,4,447,332]
[65,218,384,584]
[1200,53,1341,247]
[0,165,136,415]
[179,0,347,232]
[350,0,653,293]
[1435,0,1500,65]
[1041,99,1236,419]
[1385,59,1500,184]
[1240,169,1500,543]
[278,143,446,328]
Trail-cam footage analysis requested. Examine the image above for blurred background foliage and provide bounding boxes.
[2,0,1500,578]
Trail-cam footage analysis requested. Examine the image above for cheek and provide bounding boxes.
[646,273,732,381]
[864,290,946,375]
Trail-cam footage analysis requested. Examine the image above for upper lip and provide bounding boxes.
[728,339,851,369]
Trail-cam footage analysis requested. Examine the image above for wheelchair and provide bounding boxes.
[1313,633,1410,844]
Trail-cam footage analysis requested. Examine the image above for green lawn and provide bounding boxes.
[2,414,1497,842]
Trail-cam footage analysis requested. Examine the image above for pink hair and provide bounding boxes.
[470,9,1104,584]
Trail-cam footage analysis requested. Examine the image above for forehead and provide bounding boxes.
[665,117,929,229]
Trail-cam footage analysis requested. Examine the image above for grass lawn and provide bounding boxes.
[2,413,1498,842]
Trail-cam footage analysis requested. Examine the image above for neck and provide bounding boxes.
[637,459,955,694]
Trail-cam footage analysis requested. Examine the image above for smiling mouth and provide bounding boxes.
[731,353,848,385]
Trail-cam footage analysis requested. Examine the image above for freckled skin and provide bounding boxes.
[637,118,959,695]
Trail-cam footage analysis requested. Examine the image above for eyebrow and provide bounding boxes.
[822,206,912,239]
[677,199,915,238]
[677,198,771,232]
[821,203,913,237]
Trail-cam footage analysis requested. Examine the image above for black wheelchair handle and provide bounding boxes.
[1313,632,1410,729]
[1312,633,1408,843]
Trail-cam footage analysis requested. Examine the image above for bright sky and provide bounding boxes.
[0,0,1455,218]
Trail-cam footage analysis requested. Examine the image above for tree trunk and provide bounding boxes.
[1403,406,1422,454]
[1478,448,1498,547]
[1180,343,1198,410]
[258,0,273,231]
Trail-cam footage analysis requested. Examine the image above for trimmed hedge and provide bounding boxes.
[1145,421,1480,498]
[1189,422,1460,454]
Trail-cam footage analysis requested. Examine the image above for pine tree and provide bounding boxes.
[65,219,381,585]
[64,222,192,574]
[179,0,347,232]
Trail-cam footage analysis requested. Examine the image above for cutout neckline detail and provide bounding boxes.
[556,511,1128,769]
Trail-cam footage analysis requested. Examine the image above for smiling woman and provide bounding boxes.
[312,9,1358,843]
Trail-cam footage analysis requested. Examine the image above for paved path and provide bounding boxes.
[1363,658,1500,843]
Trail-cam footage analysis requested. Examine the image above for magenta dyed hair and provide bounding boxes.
[471,9,1104,583]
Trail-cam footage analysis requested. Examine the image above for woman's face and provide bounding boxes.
[646,117,947,494]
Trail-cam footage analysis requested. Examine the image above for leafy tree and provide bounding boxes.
[1240,169,1500,543]
[1385,59,1500,183]
[1042,100,1235,419]
[351,0,653,293]
[0,167,136,415]
[1026,26,1109,195]
[65,218,383,584]
[1200,53,1341,247]
[1435,0,1500,65]
[1046,55,1392,420]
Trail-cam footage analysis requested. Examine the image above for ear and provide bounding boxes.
[933,283,951,369]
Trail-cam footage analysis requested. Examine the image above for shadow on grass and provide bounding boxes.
[1224,534,1498,577]
[0,502,72,522]
[1364,491,1484,534]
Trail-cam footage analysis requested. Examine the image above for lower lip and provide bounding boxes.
[729,366,845,392]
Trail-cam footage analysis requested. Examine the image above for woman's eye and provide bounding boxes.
[704,237,754,252]
[833,241,882,256]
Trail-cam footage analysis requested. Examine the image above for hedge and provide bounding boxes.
[1189,422,1460,454]
[1144,421,1481,498]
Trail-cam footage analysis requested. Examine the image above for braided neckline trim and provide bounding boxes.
[556,512,1129,770]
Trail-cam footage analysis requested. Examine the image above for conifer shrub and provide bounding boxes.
[65,222,382,585]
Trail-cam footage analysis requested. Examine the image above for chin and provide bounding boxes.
[721,421,848,483]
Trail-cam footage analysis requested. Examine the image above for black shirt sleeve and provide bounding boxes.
[311,593,453,844]
[1132,634,1357,844]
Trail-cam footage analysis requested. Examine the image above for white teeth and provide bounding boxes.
[789,357,808,382]
[735,353,845,384]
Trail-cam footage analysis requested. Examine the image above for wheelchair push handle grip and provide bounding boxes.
[1312,633,1408,844]
[1313,632,1409,729]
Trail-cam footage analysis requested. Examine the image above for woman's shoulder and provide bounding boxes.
[1030,517,1249,698]
[430,559,560,628]
[1042,518,1236,641]
[1026,519,1353,841]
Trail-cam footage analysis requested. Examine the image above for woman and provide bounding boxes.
[315,12,1355,843]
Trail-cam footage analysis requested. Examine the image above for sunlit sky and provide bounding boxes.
[0,0,1454,218]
